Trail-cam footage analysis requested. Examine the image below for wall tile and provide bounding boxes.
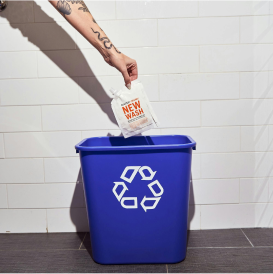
[201,152,271,179]
[34,1,115,23]
[0,24,32,51]
[161,126,240,153]
[122,47,199,75]
[200,45,273,73]
[269,125,273,150]
[0,185,8,208]
[82,129,121,139]
[0,78,79,106]
[44,157,80,183]
[0,134,4,158]
[7,184,47,209]
[0,209,47,233]
[194,127,240,153]
[0,159,44,184]
[0,106,41,132]
[192,154,201,180]
[0,52,37,79]
[159,17,239,46]
[269,178,273,202]
[267,72,273,98]
[42,104,118,131]
[192,178,239,205]
[240,72,270,99]
[241,125,269,152]
[0,22,76,51]
[7,183,84,208]
[4,131,81,158]
[76,19,157,48]
[37,49,118,78]
[46,183,85,208]
[240,178,269,203]
[201,99,270,127]
[0,1,34,24]
[199,1,270,17]
[240,15,273,44]
[201,203,273,229]
[159,73,239,101]
[24,22,76,51]
[78,75,159,104]
[0,210,8,232]
[188,205,201,230]
[152,101,200,128]
[47,208,89,232]
[116,1,198,19]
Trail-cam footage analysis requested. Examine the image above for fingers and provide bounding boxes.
[121,69,131,90]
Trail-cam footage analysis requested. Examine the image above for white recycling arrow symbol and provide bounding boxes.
[148,180,164,197]
[140,196,161,212]
[120,166,140,183]
[112,182,128,202]
[121,197,138,209]
[113,166,164,212]
[139,166,156,180]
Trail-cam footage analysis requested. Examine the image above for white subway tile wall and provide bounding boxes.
[0,1,272,233]
[47,208,89,232]
[240,177,269,203]
[0,185,8,208]
[0,134,4,158]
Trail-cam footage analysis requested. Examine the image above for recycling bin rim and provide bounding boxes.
[75,134,196,152]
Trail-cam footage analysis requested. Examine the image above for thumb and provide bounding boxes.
[121,69,131,90]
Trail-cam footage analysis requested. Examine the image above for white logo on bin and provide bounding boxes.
[112,166,164,212]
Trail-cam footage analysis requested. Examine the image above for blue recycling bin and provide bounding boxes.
[75,135,196,264]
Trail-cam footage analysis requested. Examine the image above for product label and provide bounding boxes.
[121,98,147,128]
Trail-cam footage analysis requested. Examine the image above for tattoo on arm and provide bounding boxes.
[55,1,120,53]
[57,0,90,16]
[91,28,121,54]
[57,1,71,16]
[66,0,90,13]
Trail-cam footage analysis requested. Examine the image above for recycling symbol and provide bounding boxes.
[112,166,164,212]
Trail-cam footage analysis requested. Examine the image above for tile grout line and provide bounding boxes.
[79,232,87,250]
[188,246,255,249]
[3,245,273,253]
[240,228,254,247]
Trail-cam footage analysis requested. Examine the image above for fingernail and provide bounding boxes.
[126,84,131,90]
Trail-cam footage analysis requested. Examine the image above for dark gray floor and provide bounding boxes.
[0,228,273,273]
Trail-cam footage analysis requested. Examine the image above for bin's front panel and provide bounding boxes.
[80,148,192,264]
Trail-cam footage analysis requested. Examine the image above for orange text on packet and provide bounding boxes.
[122,100,144,120]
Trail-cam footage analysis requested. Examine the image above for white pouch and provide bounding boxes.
[110,79,160,138]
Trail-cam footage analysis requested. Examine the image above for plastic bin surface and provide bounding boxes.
[75,135,196,264]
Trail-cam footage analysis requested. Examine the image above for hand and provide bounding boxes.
[105,52,138,89]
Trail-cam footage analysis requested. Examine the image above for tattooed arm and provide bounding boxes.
[49,0,137,89]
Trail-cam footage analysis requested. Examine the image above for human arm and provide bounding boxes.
[49,0,137,89]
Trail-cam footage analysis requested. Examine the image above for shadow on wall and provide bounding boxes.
[0,0,117,236]
[0,1,196,238]
[0,1,117,125]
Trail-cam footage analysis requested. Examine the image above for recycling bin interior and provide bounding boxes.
[75,135,196,264]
